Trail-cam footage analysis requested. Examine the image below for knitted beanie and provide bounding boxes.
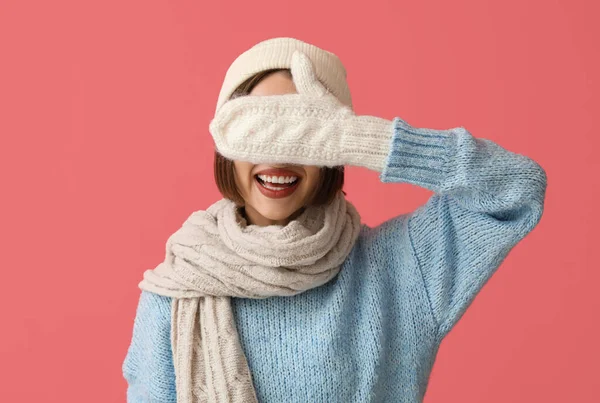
[214,37,353,115]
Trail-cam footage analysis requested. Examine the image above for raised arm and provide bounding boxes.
[377,117,547,340]
[208,50,547,342]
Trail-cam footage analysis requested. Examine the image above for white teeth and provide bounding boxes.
[263,182,284,190]
[257,174,298,184]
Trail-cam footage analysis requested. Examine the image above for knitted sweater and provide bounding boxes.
[122,117,547,402]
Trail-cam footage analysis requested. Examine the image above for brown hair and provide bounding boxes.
[213,68,345,206]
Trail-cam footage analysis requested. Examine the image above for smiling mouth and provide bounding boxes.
[255,175,299,189]
[254,174,301,199]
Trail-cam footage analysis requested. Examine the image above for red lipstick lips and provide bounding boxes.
[254,168,301,199]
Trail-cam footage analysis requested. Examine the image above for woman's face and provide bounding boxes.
[233,70,321,227]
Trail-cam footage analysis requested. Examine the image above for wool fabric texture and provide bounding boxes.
[210,50,394,172]
[123,116,547,402]
[214,37,353,115]
[137,191,361,402]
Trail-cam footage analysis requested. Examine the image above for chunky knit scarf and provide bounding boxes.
[138,191,361,402]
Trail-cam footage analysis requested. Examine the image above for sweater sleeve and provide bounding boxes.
[122,290,177,403]
[376,117,547,340]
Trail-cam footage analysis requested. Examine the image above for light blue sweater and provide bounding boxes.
[122,117,547,402]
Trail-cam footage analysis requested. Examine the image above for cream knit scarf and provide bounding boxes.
[138,191,361,402]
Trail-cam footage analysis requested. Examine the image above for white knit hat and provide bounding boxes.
[214,37,353,115]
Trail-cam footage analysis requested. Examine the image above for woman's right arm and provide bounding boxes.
[122,290,177,403]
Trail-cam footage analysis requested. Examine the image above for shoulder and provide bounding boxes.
[137,290,172,323]
[124,290,173,361]
[354,214,412,256]
[344,216,417,273]
[123,291,176,402]
[130,290,173,352]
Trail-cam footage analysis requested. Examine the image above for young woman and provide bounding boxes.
[122,37,547,403]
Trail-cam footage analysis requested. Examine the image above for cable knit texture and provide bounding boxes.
[123,113,547,402]
[209,51,395,172]
[137,191,361,402]
[214,37,353,114]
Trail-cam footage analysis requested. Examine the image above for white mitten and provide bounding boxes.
[209,50,394,172]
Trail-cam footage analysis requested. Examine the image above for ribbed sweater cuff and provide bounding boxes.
[379,117,454,191]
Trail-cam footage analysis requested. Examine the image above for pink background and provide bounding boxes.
[1,0,598,402]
